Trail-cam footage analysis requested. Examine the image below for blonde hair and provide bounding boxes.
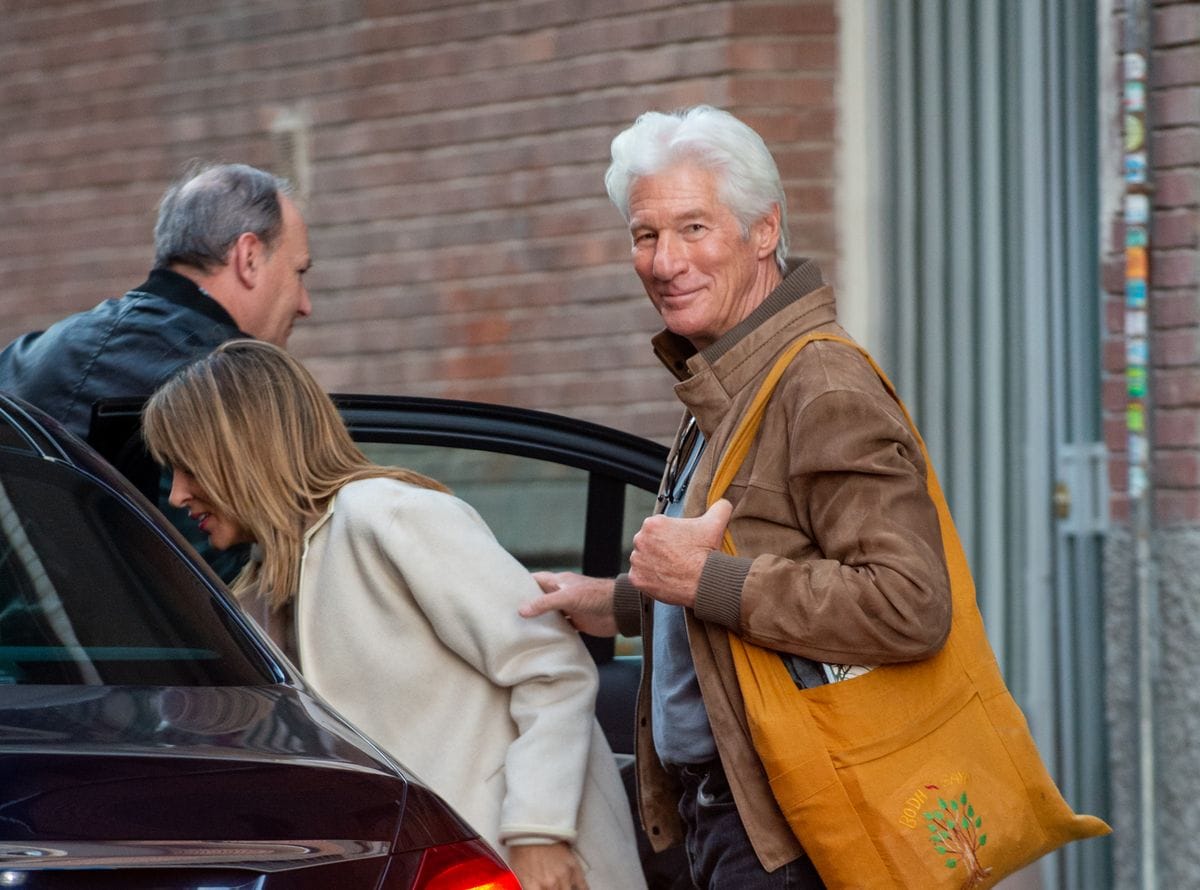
[143,339,448,608]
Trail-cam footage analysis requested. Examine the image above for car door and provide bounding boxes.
[90,393,665,749]
[88,393,687,888]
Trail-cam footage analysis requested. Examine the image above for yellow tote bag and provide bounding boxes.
[710,334,1110,890]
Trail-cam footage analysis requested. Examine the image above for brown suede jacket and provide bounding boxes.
[613,259,952,871]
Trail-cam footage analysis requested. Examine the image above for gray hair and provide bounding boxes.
[153,163,293,272]
[604,105,789,273]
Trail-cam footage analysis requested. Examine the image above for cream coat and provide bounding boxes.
[296,478,645,889]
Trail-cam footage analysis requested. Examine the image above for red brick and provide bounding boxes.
[1153,169,1200,208]
[1153,86,1200,127]
[728,36,838,72]
[1103,336,1128,373]
[1106,297,1126,333]
[1102,254,1128,293]
[1154,5,1200,47]
[1154,209,1199,248]
[1154,489,1200,526]
[1105,415,1129,452]
[1152,250,1200,286]
[1110,454,1130,492]
[1157,366,1200,405]
[1156,128,1200,167]
[1104,376,1129,411]
[1155,450,1200,487]
[1155,291,1200,326]
[1153,45,1200,89]
[731,2,838,36]
[1155,407,1200,447]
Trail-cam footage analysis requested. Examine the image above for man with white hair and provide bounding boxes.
[522,106,952,888]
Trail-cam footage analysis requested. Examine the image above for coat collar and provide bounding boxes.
[650,259,837,437]
[134,268,251,334]
[650,258,827,382]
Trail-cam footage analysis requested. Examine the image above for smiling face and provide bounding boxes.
[167,467,252,551]
[628,162,782,350]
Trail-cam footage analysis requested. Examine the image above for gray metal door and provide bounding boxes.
[861,1,1110,886]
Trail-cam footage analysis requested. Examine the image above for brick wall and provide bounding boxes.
[0,0,839,442]
[1104,0,1200,524]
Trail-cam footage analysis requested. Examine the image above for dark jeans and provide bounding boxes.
[674,759,825,890]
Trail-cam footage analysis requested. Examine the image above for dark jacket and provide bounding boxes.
[614,259,952,870]
[0,268,248,438]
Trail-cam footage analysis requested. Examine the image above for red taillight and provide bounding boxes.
[409,838,521,890]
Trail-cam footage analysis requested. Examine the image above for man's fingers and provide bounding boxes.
[530,570,561,594]
[700,498,733,543]
[518,591,567,618]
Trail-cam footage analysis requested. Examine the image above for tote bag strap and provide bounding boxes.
[708,332,920,512]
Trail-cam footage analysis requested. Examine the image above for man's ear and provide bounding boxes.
[755,203,782,260]
[230,231,264,289]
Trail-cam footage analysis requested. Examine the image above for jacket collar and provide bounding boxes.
[133,268,250,335]
[650,258,826,382]
[302,498,338,553]
[651,259,838,437]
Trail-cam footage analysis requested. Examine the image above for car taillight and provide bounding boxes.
[408,838,521,890]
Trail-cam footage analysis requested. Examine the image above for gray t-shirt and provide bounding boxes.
[650,423,718,767]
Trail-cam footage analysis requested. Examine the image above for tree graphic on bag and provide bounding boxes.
[925,791,992,888]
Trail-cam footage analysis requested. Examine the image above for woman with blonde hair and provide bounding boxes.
[143,339,646,890]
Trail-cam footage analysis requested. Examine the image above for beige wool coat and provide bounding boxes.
[295,477,645,889]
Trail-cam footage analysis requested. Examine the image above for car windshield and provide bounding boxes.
[0,449,274,686]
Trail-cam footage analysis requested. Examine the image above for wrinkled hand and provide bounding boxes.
[507,841,589,890]
[520,571,618,637]
[628,499,732,607]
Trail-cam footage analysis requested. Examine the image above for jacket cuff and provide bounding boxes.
[612,573,644,639]
[693,551,752,629]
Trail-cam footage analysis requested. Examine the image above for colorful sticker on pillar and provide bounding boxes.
[1127,366,1147,398]
[1126,279,1147,307]
[1123,80,1145,112]
[1125,226,1148,249]
[1126,247,1148,279]
[1129,464,1148,499]
[1128,434,1148,466]
[1126,310,1147,337]
[1126,338,1148,366]
[1124,115,1145,152]
[1125,194,1149,226]
[1125,152,1147,184]
[1127,404,1145,433]
[1124,52,1147,80]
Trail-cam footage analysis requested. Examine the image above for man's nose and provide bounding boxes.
[298,287,312,318]
[651,234,687,280]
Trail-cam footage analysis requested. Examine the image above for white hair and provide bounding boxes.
[604,105,789,272]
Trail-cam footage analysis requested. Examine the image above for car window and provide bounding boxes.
[0,449,275,686]
[360,442,652,567]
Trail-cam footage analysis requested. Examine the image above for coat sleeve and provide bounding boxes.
[693,371,952,665]
[370,487,599,844]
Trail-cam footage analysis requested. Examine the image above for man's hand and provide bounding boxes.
[628,498,732,607]
[520,572,618,637]
[507,841,589,890]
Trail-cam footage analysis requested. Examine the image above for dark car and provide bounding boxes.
[0,393,522,888]
[0,388,686,888]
